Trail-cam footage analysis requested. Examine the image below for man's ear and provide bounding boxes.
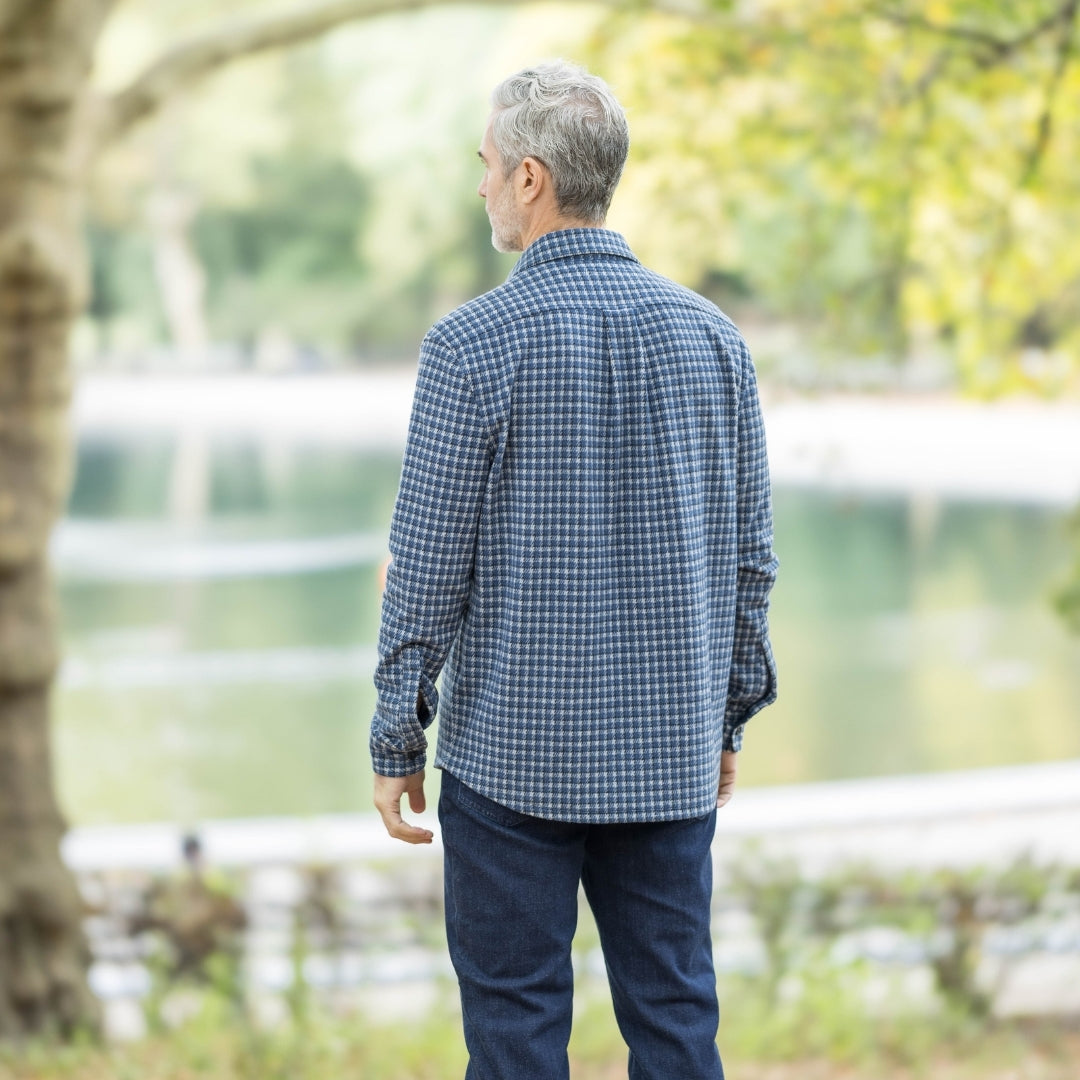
[518,156,546,205]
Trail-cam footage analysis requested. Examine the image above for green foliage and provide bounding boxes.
[195,159,368,286]
[3,845,1080,1079]
[86,2,1080,384]
[85,9,514,364]
[588,0,1080,393]
[85,222,161,346]
[2,972,1077,1079]
[0,1009,471,1080]
[721,961,951,1066]
[724,849,1070,1025]
[725,851,809,1001]
[191,153,370,350]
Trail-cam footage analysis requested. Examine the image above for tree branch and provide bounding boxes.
[896,47,952,106]
[872,0,1078,65]
[88,0,712,157]
[1019,0,1078,187]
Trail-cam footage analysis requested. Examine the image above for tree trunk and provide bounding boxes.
[146,183,210,368]
[0,0,108,1039]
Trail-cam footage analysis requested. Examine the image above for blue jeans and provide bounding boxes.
[439,770,724,1080]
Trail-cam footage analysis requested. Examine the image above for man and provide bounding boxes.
[371,61,777,1080]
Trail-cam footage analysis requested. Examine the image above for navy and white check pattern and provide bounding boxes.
[371,229,777,823]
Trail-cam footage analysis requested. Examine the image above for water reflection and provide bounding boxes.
[55,524,388,581]
[53,435,1080,825]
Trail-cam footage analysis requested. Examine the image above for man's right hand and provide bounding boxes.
[374,771,435,844]
[716,751,737,809]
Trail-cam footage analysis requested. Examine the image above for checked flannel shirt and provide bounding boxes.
[371,228,777,823]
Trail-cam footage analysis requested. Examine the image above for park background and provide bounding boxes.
[2,0,1080,1077]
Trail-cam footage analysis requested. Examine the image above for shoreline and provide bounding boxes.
[63,757,1080,875]
[71,373,1080,507]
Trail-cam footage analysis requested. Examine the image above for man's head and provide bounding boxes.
[478,61,629,252]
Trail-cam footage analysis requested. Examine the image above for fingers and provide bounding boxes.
[716,750,738,809]
[374,772,434,845]
[384,813,434,845]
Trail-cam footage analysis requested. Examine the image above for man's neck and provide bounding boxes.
[520,214,602,251]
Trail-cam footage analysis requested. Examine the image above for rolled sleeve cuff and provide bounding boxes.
[369,711,429,777]
[370,664,438,777]
[370,745,427,777]
[722,723,745,753]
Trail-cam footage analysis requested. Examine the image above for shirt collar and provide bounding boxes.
[509,228,638,278]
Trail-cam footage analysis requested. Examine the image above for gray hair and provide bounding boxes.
[489,61,629,224]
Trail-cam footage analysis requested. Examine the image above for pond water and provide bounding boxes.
[53,434,1080,826]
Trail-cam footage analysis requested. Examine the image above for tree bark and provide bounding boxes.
[0,0,114,1039]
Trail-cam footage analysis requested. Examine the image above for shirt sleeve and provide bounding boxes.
[370,334,492,776]
[723,342,779,751]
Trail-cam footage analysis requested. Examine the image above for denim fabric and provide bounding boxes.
[439,770,724,1080]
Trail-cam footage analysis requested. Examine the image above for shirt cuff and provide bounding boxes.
[370,745,427,777]
[722,723,745,753]
[369,709,429,777]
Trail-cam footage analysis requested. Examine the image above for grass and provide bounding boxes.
[2,976,1078,1080]
[7,852,1080,1079]
[22,843,1072,1077]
